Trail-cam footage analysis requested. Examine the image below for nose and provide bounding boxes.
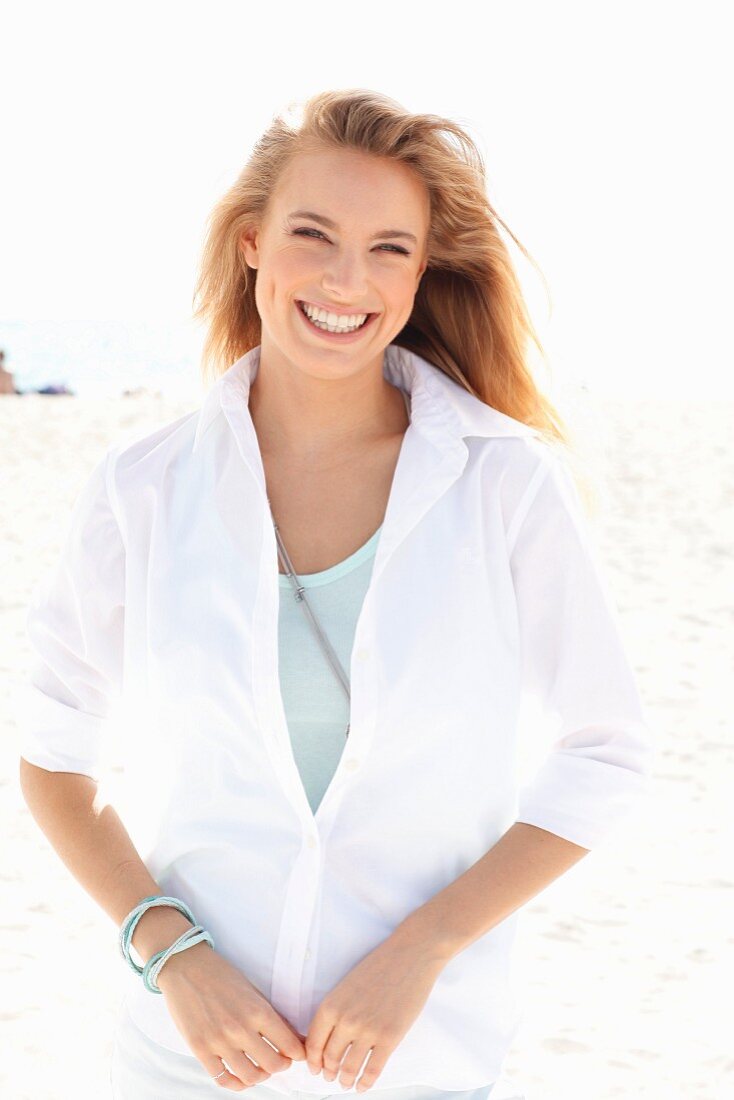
[320,249,369,303]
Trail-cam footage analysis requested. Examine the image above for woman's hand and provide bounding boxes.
[157,942,307,1091]
[304,933,444,1092]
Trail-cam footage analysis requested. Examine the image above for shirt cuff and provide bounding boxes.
[516,749,654,850]
[16,682,106,780]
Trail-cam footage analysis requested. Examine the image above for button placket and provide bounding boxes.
[270,829,322,1016]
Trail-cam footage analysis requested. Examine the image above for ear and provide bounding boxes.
[240,225,260,270]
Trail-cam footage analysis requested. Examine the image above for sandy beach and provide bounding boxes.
[2,388,731,1100]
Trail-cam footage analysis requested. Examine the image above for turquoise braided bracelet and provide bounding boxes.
[142,924,216,993]
[119,894,198,976]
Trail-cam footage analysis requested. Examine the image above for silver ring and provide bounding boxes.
[212,1067,227,1080]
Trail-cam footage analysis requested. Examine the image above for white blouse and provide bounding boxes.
[18,342,656,1093]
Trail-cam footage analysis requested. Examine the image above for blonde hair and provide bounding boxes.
[192,88,595,511]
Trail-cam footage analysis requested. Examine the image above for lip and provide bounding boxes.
[296,298,376,317]
[295,299,379,343]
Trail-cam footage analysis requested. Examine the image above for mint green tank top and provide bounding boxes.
[277,524,382,816]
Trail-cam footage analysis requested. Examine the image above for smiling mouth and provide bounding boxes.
[296,300,376,334]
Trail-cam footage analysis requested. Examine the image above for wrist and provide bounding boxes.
[130,905,195,966]
[154,937,214,991]
[389,910,453,972]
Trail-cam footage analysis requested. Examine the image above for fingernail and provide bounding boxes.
[308,1063,319,1075]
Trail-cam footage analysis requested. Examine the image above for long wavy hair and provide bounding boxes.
[192,89,595,510]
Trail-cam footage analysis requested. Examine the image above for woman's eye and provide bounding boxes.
[293,227,326,240]
[291,228,409,255]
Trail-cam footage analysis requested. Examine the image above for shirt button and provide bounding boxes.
[344,757,360,772]
[355,647,368,661]
[307,835,317,848]
[305,948,312,960]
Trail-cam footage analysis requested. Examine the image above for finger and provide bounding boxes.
[304,1015,335,1073]
[262,1019,308,1062]
[354,1046,387,1093]
[337,1041,375,1090]
[201,1060,243,1092]
[189,1042,266,1091]
[217,1045,273,1089]
[250,1032,296,1075]
[321,1030,352,1082]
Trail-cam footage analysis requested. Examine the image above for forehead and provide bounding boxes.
[272,146,430,221]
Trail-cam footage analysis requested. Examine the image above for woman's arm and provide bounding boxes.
[18,760,201,983]
[389,821,588,965]
[18,452,310,1085]
[19,758,310,1084]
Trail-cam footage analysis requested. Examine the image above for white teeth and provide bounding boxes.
[300,301,369,333]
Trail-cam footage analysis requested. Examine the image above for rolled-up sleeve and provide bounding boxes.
[18,449,125,781]
[508,448,657,850]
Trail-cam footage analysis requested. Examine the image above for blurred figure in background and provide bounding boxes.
[0,348,18,395]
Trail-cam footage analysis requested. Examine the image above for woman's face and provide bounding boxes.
[240,144,430,379]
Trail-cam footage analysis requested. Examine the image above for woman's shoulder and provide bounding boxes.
[468,420,559,486]
[466,427,573,541]
[111,407,198,461]
[105,407,201,502]
[440,376,559,483]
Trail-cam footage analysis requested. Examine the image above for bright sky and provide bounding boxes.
[2,1,731,397]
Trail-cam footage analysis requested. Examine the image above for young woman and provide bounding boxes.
[19,89,655,1099]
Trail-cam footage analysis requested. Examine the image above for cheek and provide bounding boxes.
[277,249,319,285]
[386,272,420,312]
[381,266,417,292]
[255,255,307,312]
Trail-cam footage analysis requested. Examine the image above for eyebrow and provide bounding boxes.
[287,210,418,246]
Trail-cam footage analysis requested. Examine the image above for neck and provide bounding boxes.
[248,345,408,467]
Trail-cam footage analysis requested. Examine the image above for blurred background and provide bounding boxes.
[2,0,732,402]
[2,2,731,1098]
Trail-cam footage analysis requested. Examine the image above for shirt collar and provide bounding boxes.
[192,342,540,455]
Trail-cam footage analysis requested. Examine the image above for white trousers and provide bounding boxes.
[109,1006,516,1100]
